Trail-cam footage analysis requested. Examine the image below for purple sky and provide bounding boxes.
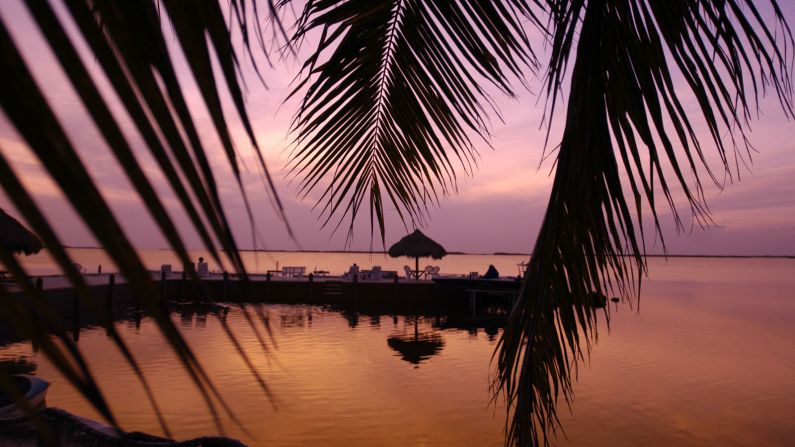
[1,1,793,255]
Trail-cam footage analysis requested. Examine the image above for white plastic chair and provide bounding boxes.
[423,265,433,279]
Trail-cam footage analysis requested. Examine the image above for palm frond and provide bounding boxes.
[496,0,793,445]
[285,0,540,243]
[1,0,285,434]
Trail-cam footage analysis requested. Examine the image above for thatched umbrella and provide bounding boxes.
[0,209,43,255]
[388,229,447,279]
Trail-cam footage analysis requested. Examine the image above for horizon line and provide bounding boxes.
[59,246,795,259]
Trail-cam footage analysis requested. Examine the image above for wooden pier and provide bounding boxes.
[1,272,513,344]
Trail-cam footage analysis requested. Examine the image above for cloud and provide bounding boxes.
[0,0,793,255]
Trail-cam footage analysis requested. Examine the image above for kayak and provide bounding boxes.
[0,375,50,419]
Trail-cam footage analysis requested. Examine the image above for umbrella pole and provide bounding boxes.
[415,256,420,280]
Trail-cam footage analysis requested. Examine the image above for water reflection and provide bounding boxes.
[387,317,445,367]
[0,357,37,376]
[1,303,508,445]
[2,258,793,446]
[279,310,308,329]
[174,301,231,329]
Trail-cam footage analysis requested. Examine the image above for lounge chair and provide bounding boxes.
[282,266,306,278]
[369,266,383,281]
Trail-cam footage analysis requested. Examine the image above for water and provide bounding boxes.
[2,257,794,446]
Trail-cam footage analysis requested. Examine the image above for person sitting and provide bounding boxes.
[346,263,360,279]
[482,264,499,279]
[197,257,209,277]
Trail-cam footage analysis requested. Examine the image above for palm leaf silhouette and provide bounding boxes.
[286,0,792,445]
[285,0,539,243]
[1,0,286,435]
[496,1,792,445]
[1,1,792,446]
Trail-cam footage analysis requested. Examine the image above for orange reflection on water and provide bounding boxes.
[1,258,794,446]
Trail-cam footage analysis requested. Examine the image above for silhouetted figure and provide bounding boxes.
[197,257,209,277]
[482,264,499,279]
[347,263,360,279]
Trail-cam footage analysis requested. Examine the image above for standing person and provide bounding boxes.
[347,263,359,279]
[197,256,209,277]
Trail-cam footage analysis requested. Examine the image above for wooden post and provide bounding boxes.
[106,273,115,336]
[160,270,167,304]
[223,271,230,301]
[106,274,116,309]
[72,288,80,342]
[97,265,102,275]
[266,272,272,301]
[352,273,358,304]
[34,278,43,329]
[181,270,187,300]
[308,273,314,300]
[393,274,399,302]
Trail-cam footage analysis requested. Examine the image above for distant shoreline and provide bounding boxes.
[60,246,794,259]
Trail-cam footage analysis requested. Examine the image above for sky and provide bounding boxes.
[0,1,794,256]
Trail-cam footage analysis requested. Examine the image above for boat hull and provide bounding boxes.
[0,375,50,419]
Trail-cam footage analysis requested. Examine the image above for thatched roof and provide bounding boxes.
[388,229,447,259]
[0,208,43,255]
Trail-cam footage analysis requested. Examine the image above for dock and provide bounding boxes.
[1,271,515,346]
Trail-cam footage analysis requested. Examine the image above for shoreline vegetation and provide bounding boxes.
[58,246,794,259]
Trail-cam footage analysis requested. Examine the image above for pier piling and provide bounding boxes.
[106,273,115,335]
[181,270,187,300]
[223,271,230,300]
[34,278,43,329]
[352,274,358,304]
[72,288,80,342]
[106,273,115,313]
[160,270,167,304]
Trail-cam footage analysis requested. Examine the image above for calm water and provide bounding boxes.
[2,257,794,446]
